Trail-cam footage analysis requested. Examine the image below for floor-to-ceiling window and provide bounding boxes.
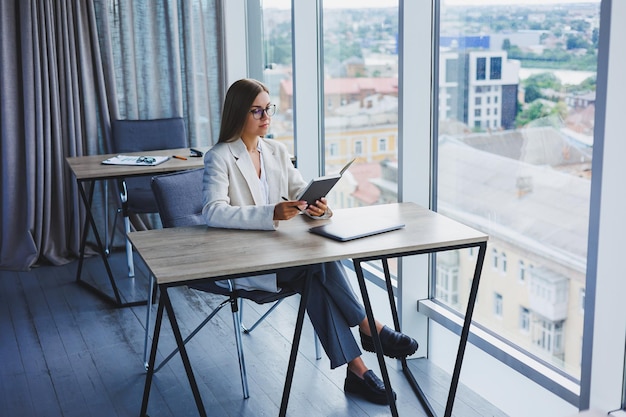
[261,0,399,208]
[260,0,295,154]
[250,1,626,414]
[261,0,401,281]
[435,0,599,387]
[321,1,399,210]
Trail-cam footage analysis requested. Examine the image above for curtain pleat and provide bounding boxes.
[0,0,224,271]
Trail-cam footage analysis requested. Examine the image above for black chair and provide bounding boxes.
[147,168,320,398]
[107,117,187,277]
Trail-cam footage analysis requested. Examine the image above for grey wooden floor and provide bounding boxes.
[0,251,508,417]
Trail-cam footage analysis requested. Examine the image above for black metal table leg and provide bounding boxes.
[380,257,438,417]
[160,286,208,417]
[443,242,486,417]
[140,292,165,417]
[363,242,486,417]
[75,180,93,286]
[279,269,312,417]
[140,285,213,417]
[75,179,146,308]
[353,260,399,416]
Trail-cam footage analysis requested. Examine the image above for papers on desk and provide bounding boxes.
[102,155,170,166]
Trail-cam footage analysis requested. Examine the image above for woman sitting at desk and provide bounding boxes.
[202,78,418,405]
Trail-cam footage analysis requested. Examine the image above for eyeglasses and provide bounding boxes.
[249,104,277,120]
[136,156,156,164]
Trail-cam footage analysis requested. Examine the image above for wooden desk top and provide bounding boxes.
[128,202,488,286]
[65,147,210,181]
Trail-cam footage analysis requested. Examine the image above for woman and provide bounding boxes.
[202,78,417,405]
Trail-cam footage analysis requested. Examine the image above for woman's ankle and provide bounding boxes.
[358,318,383,337]
[347,358,368,378]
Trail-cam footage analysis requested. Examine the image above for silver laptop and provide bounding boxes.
[309,217,405,242]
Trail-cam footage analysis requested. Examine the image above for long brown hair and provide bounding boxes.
[218,78,269,143]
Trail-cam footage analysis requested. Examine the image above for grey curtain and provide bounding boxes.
[0,0,224,271]
[97,0,224,145]
[0,0,104,270]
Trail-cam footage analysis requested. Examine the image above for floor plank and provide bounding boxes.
[0,251,508,417]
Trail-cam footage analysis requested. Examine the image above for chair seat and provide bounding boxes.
[126,177,160,213]
[189,280,296,304]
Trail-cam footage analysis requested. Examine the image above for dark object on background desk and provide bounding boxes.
[309,217,404,242]
[190,148,203,157]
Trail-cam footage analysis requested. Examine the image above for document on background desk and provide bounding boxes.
[297,158,355,205]
[101,155,170,166]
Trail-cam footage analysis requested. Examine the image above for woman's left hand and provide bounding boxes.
[306,197,328,217]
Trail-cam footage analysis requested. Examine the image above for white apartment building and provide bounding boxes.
[440,49,520,130]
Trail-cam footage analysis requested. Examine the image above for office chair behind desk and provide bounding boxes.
[108,117,187,277]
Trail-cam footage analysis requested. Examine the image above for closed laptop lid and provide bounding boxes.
[309,217,405,242]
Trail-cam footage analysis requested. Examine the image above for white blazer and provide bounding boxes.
[202,137,308,231]
[202,137,326,292]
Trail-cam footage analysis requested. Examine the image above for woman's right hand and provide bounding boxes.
[274,200,306,220]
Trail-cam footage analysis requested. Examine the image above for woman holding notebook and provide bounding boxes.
[201,78,417,405]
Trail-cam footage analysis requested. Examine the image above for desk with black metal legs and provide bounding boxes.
[65,148,206,307]
[352,240,486,417]
[128,202,488,417]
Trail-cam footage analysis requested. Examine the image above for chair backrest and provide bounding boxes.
[151,168,205,228]
[112,117,187,153]
[112,117,187,213]
[152,168,293,303]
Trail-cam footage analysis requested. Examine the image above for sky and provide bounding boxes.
[262,0,599,8]
[444,0,597,4]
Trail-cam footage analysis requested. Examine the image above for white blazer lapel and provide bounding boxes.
[228,140,265,205]
[260,140,284,203]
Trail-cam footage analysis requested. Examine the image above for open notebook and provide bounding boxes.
[297,158,355,205]
[309,217,405,242]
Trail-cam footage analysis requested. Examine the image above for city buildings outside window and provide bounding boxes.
[260,1,294,154]
[492,247,499,270]
[354,140,363,156]
[378,137,387,152]
[494,293,504,317]
[520,306,531,332]
[579,288,585,313]
[436,0,598,381]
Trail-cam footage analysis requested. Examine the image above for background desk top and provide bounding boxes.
[128,202,488,286]
[66,147,209,181]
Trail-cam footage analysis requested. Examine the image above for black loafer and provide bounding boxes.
[360,325,418,359]
[344,369,396,405]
